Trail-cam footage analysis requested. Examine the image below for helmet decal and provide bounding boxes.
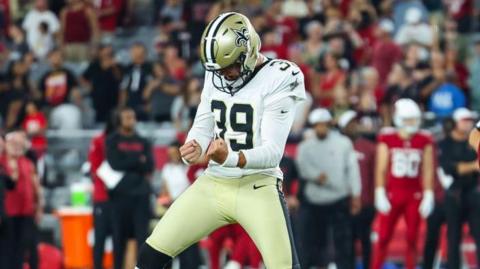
[233,27,249,47]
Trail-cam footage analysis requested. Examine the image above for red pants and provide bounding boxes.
[206,224,262,269]
[372,189,422,269]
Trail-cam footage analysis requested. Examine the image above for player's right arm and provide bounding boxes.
[374,141,391,213]
[375,142,388,188]
[181,76,215,164]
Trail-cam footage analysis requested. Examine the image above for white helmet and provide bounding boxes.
[393,98,422,134]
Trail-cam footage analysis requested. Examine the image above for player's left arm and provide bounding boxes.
[238,96,297,169]
[422,144,434,191]
[237,66,306,169]
[419,141,435,218]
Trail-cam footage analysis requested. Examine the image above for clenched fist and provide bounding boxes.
[207,138,229,164]
[180,140,202,164]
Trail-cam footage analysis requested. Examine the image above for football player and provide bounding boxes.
[135,12,305,269]
[372,99,434,269]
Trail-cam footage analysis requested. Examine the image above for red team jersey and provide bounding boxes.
[378,128,434,192]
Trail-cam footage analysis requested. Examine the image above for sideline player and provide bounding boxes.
[135,12,306,269]
[372,99,434,269]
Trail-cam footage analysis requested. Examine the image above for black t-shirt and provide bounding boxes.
[39,67,78,107]
[439,136,479,190]
[121,63,152,109]
[83,61,121,122]
[105,132,154,196]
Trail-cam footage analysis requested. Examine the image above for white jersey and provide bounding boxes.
[186,58,306,179]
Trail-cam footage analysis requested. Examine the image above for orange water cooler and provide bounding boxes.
[57,207,113,269]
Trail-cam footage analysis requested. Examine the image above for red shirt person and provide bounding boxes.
[22,101,47,156]
[373,99,434,269]
[2,131,43,269]
[88,132,109,202]
[370,19,402,87]
[93,0,123,34]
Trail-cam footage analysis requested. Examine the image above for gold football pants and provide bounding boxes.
[146,173,300,269]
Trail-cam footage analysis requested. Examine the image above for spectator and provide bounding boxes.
[2,131,43,269]
[260,28,288,60]
[299,21,324,71]
[22,0,60,53]
[0,135,15,268]
[418,50,446,104]
[3,60,30,129]
[381,63,416,126]
[264,0,299,45]
[143,61,180,123]
[371,19,402,86]
[38,49,79,109]
[313,52,346,108]
[93,0,122,37]
[355,67,382,115]
[338,110,376,269]
[444,0,473,33]
[159,0,184,24]
[88,114,116,269]
[468,38,480,111]
[348,0,378,64]
[163,43,186,81]
[395,7,433,47]
[120,43,152,121]
[296,108,361,269]
[445,46,469,93]
[60,0,100,62]
[171,77,201,132]
[6,24,29,58]
[427,74,466,120]
[21,100,47,156]
[160,142,189,201]
[106,107,154,269]
[438,108,480,269]
[81,44,122,123]
[30,21,55,60]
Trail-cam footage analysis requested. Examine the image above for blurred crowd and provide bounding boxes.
[1,0,480,268]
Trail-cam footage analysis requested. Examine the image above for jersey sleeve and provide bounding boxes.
[185,73,215,157]
[420,131,434,146]
[264,61,306,107]
[241,95,297,169]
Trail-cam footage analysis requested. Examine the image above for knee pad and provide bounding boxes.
[136,243,172,269]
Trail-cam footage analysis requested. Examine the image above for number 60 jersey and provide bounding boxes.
[378,127,434,191]
[186,59,306,179]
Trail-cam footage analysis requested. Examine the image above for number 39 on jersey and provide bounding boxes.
[211,100,254,151]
